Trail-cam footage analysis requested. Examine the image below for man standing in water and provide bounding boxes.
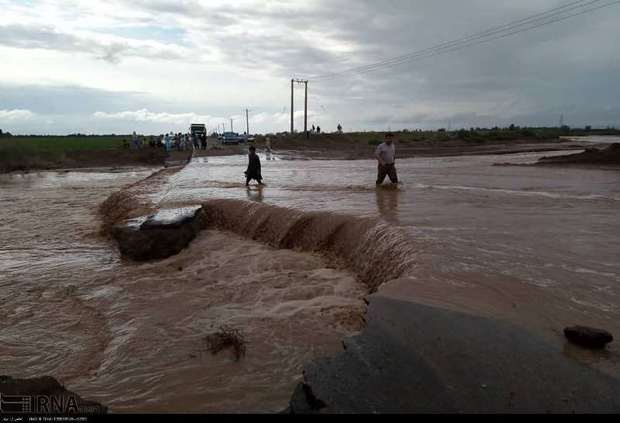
[245,146,263,186]
[375,132,398,186]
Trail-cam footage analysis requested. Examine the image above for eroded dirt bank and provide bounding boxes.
[537,143,620,166]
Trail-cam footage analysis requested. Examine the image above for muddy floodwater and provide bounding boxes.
[2,149,620,412]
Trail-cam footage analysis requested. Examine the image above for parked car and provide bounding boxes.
[241,134,255,143]
[220,132,244,144]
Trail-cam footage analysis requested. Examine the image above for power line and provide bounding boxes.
[309,0,620,81]
[346,0,619,79]
[310,0,606,80]
[312,0,599,79]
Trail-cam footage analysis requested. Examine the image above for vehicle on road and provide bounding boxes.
[220,132,245,144]
[190,124,207,137]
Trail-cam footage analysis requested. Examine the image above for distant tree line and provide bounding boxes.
[404,125,620,142]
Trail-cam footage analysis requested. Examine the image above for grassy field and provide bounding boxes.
[0,135,166,172]
[0,135,126,153]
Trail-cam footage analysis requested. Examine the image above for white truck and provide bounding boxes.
[190,124,207,137]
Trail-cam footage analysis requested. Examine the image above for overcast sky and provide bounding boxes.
[1,0,619,135]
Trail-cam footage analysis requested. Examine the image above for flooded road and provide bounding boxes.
[2,148,620,411]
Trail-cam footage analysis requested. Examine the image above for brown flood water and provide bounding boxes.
[0,167,365,413]
[2,148,620,411]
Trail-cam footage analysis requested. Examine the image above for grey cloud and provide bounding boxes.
[0,24,185,63]
[299,0,620,130]
[0,82,285,134]
[125,0,203,16]
[121,0,372,74]
[0,84,154,114]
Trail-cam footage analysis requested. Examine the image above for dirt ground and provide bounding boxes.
[193,134,586,160]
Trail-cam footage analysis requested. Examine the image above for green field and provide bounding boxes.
[0,135,127,153]
[0,135,165,172]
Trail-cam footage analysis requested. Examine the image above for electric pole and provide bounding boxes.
[290,78,309,136]
[246,109,250,135]
[230,119,234,133]
[304,80,308,138]
[291,79,294,134]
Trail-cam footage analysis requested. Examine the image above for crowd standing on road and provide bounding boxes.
[125,132,209,153]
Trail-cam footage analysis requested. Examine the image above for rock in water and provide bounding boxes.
[287,383,326,414]
[564,326,613,349]
[0,375,106,414]
[112,206,206,261]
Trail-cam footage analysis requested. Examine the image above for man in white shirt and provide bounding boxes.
[375,132,398,185]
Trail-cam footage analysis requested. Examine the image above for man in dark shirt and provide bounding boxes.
[245,146,263,186]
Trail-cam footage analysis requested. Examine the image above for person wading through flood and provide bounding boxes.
[245,146,263,186]
[375,132,398,186]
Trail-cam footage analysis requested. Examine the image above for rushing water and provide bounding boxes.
[0,167,365,413]
[164,151,620,349]
[1,149,620,412]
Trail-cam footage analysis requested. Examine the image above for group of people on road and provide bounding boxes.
[126,132,209,152]
[161,132,208,152]
[308,123,344,134]
[310,125,321,134]
[127,132,168,150]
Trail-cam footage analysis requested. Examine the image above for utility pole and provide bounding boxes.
[230,119,234,133]
[246,109,250,135]
[290,79,294,134]
[304,80,308,138]
[290,78,309,136]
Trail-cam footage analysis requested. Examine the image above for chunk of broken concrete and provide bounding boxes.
[564,325,613,349]
[112,206,206,261]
